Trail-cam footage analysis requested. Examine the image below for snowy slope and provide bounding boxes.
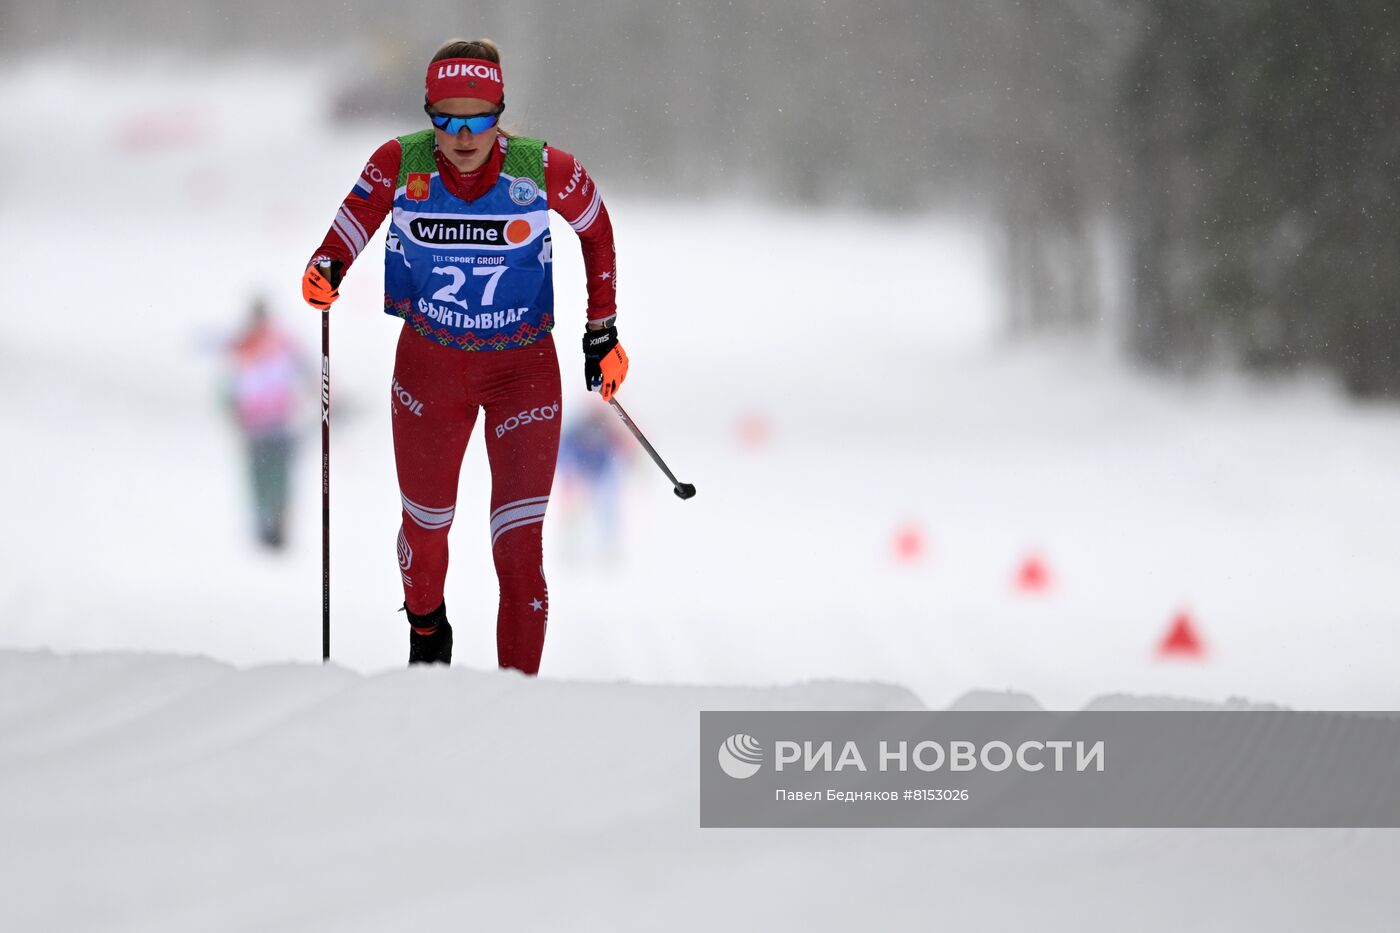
[4,649,1399,933]
[4,56,1400,711]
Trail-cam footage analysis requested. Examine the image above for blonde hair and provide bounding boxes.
[429,38,514,138]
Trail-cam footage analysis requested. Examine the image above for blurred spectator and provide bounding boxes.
[556,407,632,564]
[225,297,309,549]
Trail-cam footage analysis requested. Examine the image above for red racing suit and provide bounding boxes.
[308,133,617,673]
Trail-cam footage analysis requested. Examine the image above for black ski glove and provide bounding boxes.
[583,323,629,399]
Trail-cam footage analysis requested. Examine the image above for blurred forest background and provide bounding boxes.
[5,0,1396,395]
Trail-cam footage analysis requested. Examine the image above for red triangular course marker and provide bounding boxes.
[1015,554,1051,593]
[1157,611,1205,659]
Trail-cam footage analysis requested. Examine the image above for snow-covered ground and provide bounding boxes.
[5,649,1400,932]
[2,54,1400,930]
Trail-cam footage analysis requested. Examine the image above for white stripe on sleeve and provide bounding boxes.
[331,220,362,258]
[335,208,368,252]
[568,189,603,233]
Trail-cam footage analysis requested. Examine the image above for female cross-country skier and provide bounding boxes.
[302,38,628,671]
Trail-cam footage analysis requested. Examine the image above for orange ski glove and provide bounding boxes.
[583,324,628,400]
[302,259,344,310]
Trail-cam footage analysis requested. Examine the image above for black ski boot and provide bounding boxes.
[405,601,452,666]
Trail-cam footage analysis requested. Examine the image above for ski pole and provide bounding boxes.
[320,304,331,662]
[606,396,696,500]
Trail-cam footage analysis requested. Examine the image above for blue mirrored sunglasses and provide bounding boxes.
[424,105,502,135]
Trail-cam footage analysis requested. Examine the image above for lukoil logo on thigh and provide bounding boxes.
[393,378,424,416]
[495,401,561,438]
